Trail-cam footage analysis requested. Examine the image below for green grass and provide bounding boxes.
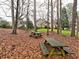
[37,28,57,32]
[62,29,71,36]
[37,28,71,36]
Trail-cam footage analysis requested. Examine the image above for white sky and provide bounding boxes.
[0,0,79,22]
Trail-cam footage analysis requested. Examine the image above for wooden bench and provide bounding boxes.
[63,47,74,55]
[40,42,49,56]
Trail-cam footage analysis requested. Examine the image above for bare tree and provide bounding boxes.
[57,0,60,34]
[76,12,79,37]
[71,0,77,36]
[13,0,20,34]
[26,0,30,29]
[47,0,49,35]
[51,0,54,32]
[59,0,62,34]
[11,0,15,34]
[34,0,37,32]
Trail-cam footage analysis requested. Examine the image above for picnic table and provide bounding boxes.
[40,37,73,57]
[29,31,42,38]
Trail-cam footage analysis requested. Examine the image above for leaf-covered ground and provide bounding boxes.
[0,28,78,59]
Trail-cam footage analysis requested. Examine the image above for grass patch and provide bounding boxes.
[37,28,57,32]
[62,29,71,36]
[37,28,71,36]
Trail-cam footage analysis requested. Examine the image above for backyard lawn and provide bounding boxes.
[37,28,71,36]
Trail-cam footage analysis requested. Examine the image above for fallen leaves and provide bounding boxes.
[0,29,78,59]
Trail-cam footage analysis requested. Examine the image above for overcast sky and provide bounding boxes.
[0,0,79,22]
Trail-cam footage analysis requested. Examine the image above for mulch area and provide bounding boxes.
[0,28,79,59]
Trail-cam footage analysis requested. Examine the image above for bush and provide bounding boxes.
[0,20,11,28]
[26,21,34,29]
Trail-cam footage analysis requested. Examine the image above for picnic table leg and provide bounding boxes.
[61,48,65,56]
[48,48,55,59]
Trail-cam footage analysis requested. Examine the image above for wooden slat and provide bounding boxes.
[63,47,74,54]
[45,38,68,47]
[40,43,49,56]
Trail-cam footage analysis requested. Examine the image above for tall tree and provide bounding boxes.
[34,0,37,32]
[47,0,49,35]
[57,0,60,34]
[22,0,24,12]
[59,0,62,34]
[51,0,54,32]
[71,0,77,36]
[76,12,79,37]
[14,0,20,34]
[26,0,30,29]
[61,7,69,30]
[66,3,73,20]
[11,0,15,34]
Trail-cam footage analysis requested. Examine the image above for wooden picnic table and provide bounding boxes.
[44,37,71,56]
[29,31,42,38]
[40,37,74,57]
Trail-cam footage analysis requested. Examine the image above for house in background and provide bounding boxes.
[36,18,50,28]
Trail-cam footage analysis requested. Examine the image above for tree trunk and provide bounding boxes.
[57,0,60,34]
[26,0,30,29]
[76,12,79,37]
[47,0,49,35]
[51,0,54,32]
[22,0,24,12]
[59,0,62,34]
[71,0,77,36]
[11,0,15,34]
[13,0,20,34]
[34,0,37,32]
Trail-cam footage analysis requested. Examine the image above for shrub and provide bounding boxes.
[26,21,34,29]
[0,20,10,28]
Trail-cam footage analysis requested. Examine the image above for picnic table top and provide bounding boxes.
[45,37,68,47]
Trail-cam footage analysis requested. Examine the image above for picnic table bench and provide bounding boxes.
[40,37,74,57]
[40,42,49,56]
